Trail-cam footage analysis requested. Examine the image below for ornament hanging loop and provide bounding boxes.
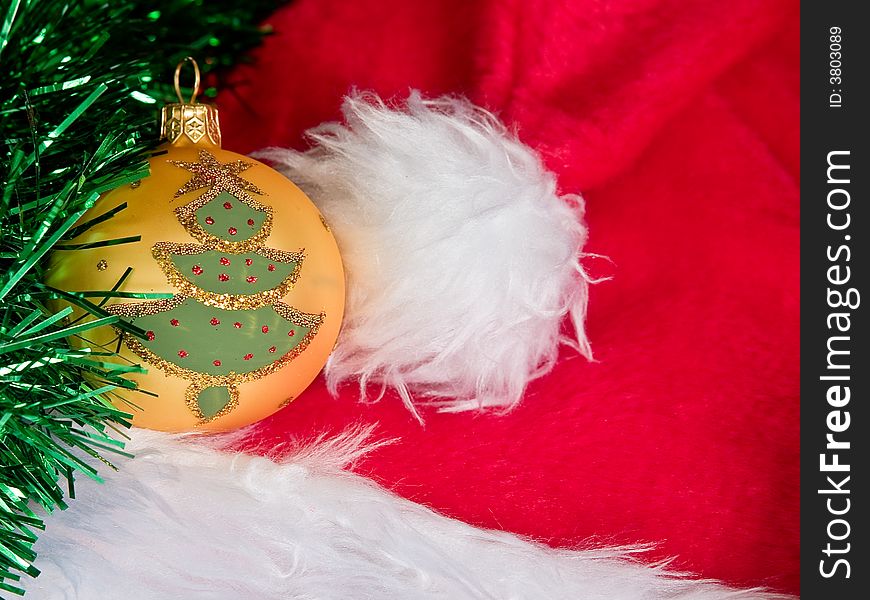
[174,57,201,105]
[161,56,221,147]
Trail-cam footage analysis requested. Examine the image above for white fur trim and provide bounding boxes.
[25,430,789,599]
[256,92,592,417]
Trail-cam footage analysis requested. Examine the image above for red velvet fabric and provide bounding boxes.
[219,0,800,594]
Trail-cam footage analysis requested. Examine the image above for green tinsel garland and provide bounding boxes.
[0,0,285,594]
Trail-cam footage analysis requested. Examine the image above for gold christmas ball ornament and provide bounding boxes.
[46,58,345,432]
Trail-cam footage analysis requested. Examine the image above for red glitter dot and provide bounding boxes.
[223,201,233,209]
[245,258,253,266]
[269,346,276,353]
[288,330,295,337]
[145,330,155,341]
[192,265,203,275]
[170,319,179,327]
[267,264,276,272]
[210,317,220,326]
[246,275,258,283]
[205,216,215,225]
[218,273,229,282]
[247,218,255,226]
[228,227,238,236]
[243,353,254,360]
[213,360,222,367]
[261,325,269,333]
[178,350,188,358]
[219,257,231,266]
[233,322,242,329]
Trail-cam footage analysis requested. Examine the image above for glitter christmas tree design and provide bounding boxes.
[108,150,323,423]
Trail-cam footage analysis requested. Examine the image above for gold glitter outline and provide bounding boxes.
[175,186,275,253]
[106,296,325,425]
[170,149,274,253]
[184,381,239,423]
[151,242,305,310]
[171,149,263,198]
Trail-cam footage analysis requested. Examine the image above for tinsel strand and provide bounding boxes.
[0,0,286,594]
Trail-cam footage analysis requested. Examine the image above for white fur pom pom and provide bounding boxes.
[257,91,591,416]
[25,431,788,600]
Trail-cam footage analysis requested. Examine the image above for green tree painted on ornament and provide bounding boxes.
[108,150,323,422]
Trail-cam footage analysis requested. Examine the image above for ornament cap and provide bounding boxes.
[161,103,222,147]
[160,57,221,147]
